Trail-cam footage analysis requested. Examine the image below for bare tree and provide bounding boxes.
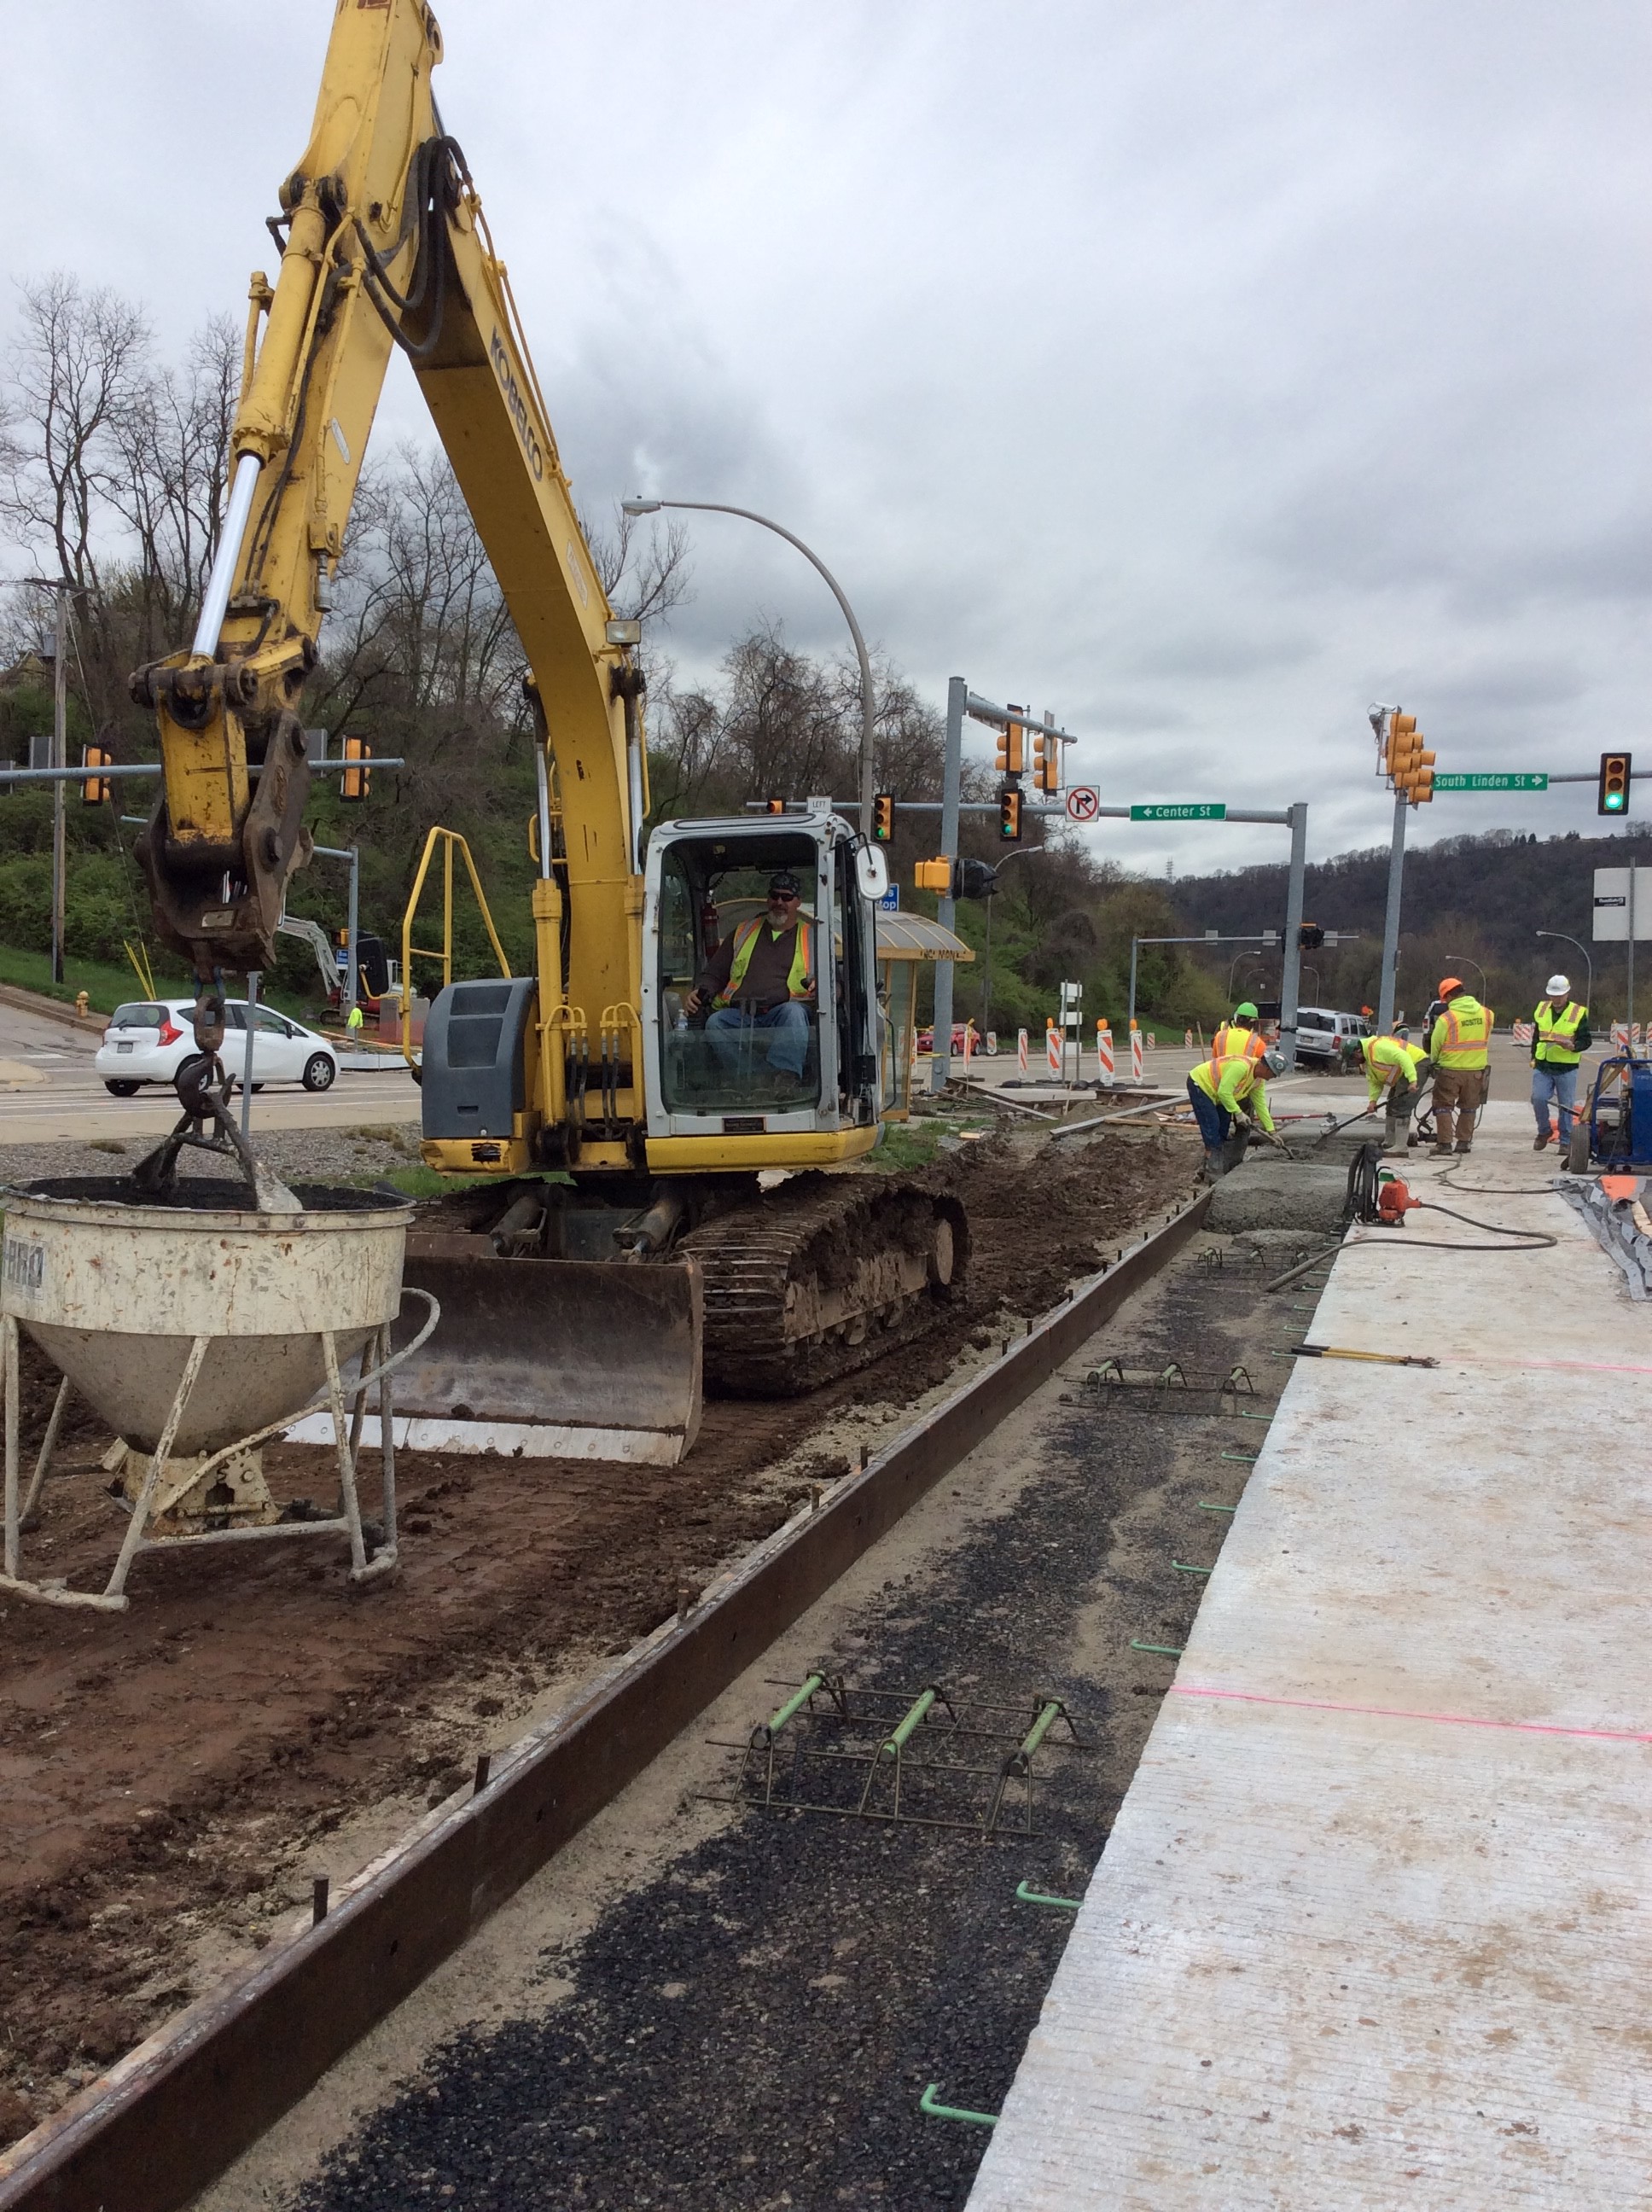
[585,503,694,632]
[0,274,151,594]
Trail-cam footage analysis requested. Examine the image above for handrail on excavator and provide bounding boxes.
[398,827,513,1067]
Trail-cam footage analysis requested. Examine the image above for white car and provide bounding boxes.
[96,999,340,1097]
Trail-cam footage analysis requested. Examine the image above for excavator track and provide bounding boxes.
[680,1173,969,1397]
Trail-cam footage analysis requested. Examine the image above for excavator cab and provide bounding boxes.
[643,807,885,1138]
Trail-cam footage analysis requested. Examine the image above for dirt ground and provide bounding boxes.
[0,1125,1194,2148]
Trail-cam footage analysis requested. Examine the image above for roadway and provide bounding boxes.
[0,996,419,1148]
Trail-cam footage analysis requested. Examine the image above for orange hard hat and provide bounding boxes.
[1437,975,1463,997]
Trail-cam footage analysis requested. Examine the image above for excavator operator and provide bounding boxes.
[687,872,817,1094]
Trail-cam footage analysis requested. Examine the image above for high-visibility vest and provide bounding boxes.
[1360,1034,1422,1091]
[1434,996,1492,1069]
[1533,999,1586,1066]
[1192,1048,1261,1105]
[715,917,813,1008]
[1213,1022,1265,1063]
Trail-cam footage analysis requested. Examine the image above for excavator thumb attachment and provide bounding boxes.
[381,1237,703,1465]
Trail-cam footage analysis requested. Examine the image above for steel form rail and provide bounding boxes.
[0,1187,1212,2212]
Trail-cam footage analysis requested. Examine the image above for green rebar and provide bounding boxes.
[763,1672,824,1739]
[1015,1879,1081,1911]
[921,2083,999,2127]
[1131,1640,1184,1657]
[1198,1502,1236,1514]
[1017,1700,1063,1761]
[1172,1561,1212,1575]
[881,1686,937,1758]
[1236,1410,1273,1422]
[1220,1451,1258,1464]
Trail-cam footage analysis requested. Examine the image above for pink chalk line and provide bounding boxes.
[1170,1683,1652,1744]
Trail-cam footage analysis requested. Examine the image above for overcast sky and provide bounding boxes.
[6,0,1649,870]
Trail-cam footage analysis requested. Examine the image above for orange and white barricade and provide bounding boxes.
[1512,1021,1533,1045]
[1613,1021,1631,1048]
[1129,1020,1143,1082]
[986,1030,998,1057]
[1096,1020,1114,1086]
[1046,1022,1062,1078]
[1017,1027,1028,1074]
[1184,1028,1194,1048]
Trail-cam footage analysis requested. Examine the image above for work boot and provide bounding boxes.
[1533,1129,1550,1150]
[1430,1144,1452,1157]
[1454,1140,1472,1155]
[1202,1148,1227,1182]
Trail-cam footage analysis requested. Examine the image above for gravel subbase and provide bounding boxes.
[294,1249,1274,2211]
[0,1120,422,1192]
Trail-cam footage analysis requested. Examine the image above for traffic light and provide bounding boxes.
[872,793,894,841]
[80,744,113,804]
[1298,921,1324,950]
[995,707,1026,777]
[765,795,786,815]
[1033,726,1059,796]
[914,858,998,899]
[1385,712,1436,805]
[914,859,952,894]
[998,784,1023,841]
[1599,751,1632,817]
[341,735,371,800]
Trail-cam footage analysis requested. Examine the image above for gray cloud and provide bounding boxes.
[4,0,1648,870]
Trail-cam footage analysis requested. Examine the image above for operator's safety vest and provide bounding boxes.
[1533,998,1586,1066]
[714,917,814,1009]
[1435,996,1492,1069]
[1213,1022,1265,1062]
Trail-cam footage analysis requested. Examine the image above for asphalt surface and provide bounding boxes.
[0,994,419,1146]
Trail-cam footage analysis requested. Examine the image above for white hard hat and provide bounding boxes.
[1263,1046,1287,1076]
[1545,973,1570,996]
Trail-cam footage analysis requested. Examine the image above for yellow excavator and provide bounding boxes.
[129,0,965,1464]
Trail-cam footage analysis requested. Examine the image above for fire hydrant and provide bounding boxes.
[74,990,90,1020]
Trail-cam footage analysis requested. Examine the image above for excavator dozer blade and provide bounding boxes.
[379,1237,703,1465]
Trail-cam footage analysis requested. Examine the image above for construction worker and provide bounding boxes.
[1187,1043,1286,1179]
[346,1000,364,1036]
[689,870,816,1094]
[1428,976,1494,1156]
[1212,1001,1266,1063]
[1530,972,1591,1150]
[1345,1032,1429,1150]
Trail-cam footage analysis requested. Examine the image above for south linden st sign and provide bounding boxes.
[1432,772,1549,792]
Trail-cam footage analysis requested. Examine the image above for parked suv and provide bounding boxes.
[95,1000,340,1097]
[1294,1005,1372,1067]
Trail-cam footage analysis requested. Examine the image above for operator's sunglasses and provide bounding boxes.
[770,890,800,904]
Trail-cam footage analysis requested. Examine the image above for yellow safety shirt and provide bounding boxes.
[1359,1034,1426,1102]
[1429,994,1492,1070]
[1533,999,1587,1067]
[1213,1022,1265,1063]
[1190,1050,1275,1133]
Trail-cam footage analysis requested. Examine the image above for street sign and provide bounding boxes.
[1593,866,1652,941]
[1433,772,1548,792]
[878,885,900,911]
[1066,786,1100,822]
[1130,802,1226,822]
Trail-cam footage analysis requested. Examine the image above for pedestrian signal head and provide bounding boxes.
[914,859,953,894]
[1599,751,1632,816]
[340,735,371,800]
[80,744,113,805]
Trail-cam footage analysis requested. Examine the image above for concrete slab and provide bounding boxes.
[969,1122,1652,2209]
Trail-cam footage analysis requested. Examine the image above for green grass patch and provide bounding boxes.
[0,941,310,1019]
[870,1121,949,1172]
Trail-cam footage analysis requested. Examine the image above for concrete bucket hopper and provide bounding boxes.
[1,1179,430,1612]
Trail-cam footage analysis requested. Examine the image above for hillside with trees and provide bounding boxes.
[1167,825,1644,1025]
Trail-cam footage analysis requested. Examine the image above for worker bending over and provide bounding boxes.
[1187,1042,1286,1179]
[687,871,816,1094]
[1428,976,1493,1155]
[1347,1032,1429,1150]
[1530,973,1590,1150]
[1212,1000,1266,1062]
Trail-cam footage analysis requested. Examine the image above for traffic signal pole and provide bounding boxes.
[1377,790,1407,1036]
[1279,801,1307,1063]
[930,677,966,1093]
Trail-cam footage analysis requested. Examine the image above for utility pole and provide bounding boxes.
[1377,791,1407,1034]
[50,586,68,986]
[929,677,965,1093]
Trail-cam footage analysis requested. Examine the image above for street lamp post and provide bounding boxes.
[1442,952,1486,1000]
[622,498,876,839]
[1535,930,1593,1012]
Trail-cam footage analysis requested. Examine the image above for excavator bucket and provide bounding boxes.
[383,1236,703,1465]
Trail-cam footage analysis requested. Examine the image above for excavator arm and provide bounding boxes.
[132,0,640,1075]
